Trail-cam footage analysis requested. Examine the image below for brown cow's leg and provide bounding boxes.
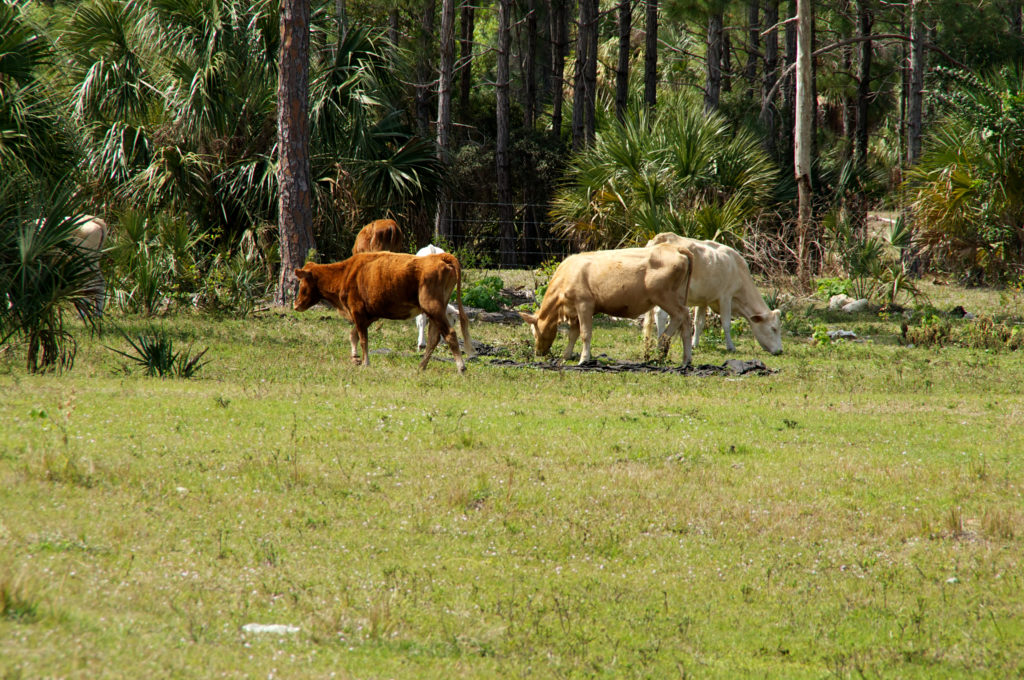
[419,321,441,369]
[443,325,466,373]
[349,326,361,364]
[357,324,371,366]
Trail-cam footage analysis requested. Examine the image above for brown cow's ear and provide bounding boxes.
[294,268,311,280]
[519,312,537,325]
[750,313,765,323]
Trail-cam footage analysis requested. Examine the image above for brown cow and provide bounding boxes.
[293,252,475,372]
[352,219,404,254]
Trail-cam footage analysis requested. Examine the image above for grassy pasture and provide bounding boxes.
[1,280,1023,678]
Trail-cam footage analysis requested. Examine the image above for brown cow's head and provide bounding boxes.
[293,267,321,311]
[519,312,558,356]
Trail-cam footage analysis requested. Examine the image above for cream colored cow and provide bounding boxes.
[643,232,782,355]
[520,243,694,365]
[72,216,108,317]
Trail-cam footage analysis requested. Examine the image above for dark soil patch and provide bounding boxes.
[488,357,777,376]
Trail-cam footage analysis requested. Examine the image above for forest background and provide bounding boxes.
[4,0,1024,321]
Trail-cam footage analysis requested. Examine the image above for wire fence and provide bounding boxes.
[437,200,575,269]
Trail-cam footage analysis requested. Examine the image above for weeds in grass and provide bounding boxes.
[107,327,208,377]
[0,573,40,623]
[946,506,965,537]
[906,314,1024,350]
[982,508,1017,539]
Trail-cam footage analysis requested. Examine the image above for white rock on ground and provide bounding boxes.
[242,623,300,635]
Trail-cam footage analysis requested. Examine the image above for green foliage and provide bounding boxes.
[816,277,854,299]
[48,0,439,255]
[106,326,208,377]
[461,276,505,312]
[551,91,779,250]
[0,3,77,187]
[906,314,1024,351]
[905,66,1024,283]
[107,211,272,316]
[107,211,206,315]
[0,182,101,373]
[812,325,831,346]
[822,211,921,306]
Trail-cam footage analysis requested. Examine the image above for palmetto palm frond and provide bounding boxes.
[0,182,102,372]
[905,66,1024,281]
[552,92,778,250]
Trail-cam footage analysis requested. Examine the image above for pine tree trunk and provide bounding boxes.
[459,2,474,115]
[761,0,778,156]
[415,0,437,137]
[550,0,568,138]
[388,8,399,46]
[794,0,813,290]
[855,0,872,167]
[525,0,538,127]
[644,0,657,109]
[744,0,759,99]
[615,0,630,121]
[782,0,796,157]
[497,0,515,265]
[722,30,732,93]
[906,0,924,165]
[705,11,723,112]
[584,0,598,141]
[435,0,456,240]
[572,0,598,149]
[275,0,315,307]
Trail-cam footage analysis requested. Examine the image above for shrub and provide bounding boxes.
[905,315,1024,350]
[0,184,102,373]
[816,277,853,300]
[461,277,505,312]
[107,328,209,378]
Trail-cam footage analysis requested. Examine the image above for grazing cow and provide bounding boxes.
[643,232,782,355]
[519,244,694,365]
[293,251,475,373]
[72,215,108,318]
[352,218,404,255]
[414,244,460,350]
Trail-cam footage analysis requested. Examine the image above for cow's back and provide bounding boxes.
[353,219,404,254]
[74,216,108,252]
[350,252,456,319]
[547,247,689,319]
[648,234,753,307]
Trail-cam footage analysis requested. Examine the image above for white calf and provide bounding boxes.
[415,244,459,350]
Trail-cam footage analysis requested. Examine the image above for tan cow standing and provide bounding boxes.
[293,252,474,373]
[519,243,695,365]
[72,215,108,317]
[642,232,782,355]
[352,219,404,254]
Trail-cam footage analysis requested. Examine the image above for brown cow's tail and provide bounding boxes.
[450,254,475,358]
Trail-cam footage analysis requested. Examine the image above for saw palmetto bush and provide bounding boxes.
[54,0,439,260]
[904,66,1024,284]
[550,92,778,250]
[0,184,102,373]
[0,2,78,188]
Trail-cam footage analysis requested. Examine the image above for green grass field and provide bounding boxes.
[2,279,1023,678]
